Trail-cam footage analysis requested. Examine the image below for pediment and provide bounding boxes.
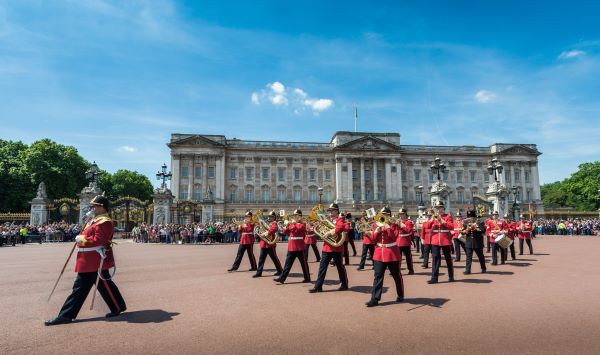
[335,135,399,151]
[168,135,225,148]
[498,145,539,155]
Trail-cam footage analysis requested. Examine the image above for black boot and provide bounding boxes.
[44,316,72,326]
[365,299,379,307]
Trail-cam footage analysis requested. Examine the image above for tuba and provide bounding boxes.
[252,210,279,246]
[307,205,345,247]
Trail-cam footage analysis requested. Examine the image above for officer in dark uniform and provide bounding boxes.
[45,196,126,325]
[463,209,487,274]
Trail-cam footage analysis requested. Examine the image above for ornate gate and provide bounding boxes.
[472,195,493,218]
[49,198,79,224]
[110,197,151,231]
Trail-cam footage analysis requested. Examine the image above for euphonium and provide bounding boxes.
[252,210,279,245]
[373,213,390,227]
[307,205,345,247]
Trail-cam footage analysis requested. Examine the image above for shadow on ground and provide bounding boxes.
[78,309,180,324]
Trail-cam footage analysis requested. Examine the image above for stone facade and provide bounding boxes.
[167,131,543,220]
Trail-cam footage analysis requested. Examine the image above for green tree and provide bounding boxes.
[541,161,600,211]
[0,140,33,212]
[19,139,89,200]
[105,169,153,202]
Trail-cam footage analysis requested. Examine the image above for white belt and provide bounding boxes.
[377,242,397,248]
[306,234,316,237]
[399,234,411,237]
[241,232,253,235]
[78,246,104,252]
[432,230,450,233]
[289,237,303,240]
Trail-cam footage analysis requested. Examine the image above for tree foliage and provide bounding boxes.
[541,161,600,211]
[0,139,154,212]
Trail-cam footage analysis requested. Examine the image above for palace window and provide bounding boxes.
[514,169,521,183]
[278,167,286,181]
[229,189,237,203]
[309,168,317,182]
[456,171,463,183]
[352,169,358,180]
[309,189,317,202]
[262,167,270,181]
[294,189,301,202]
[525,171,530,183]
[180,185,188,200]
[294,168,301,181]
[181,166,189,178]
[262,189,270,202]
[193,186,203,201]
[414,170,421,182]
[195,167,203,178]
[208,166,215,179]
[278,189,286,202]
[229,167,237,180]
[246,189,254,202]
[470,171,476,183]
[245,167,254,181]
[324,170,332,181]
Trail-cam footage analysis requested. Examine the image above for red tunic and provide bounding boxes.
[431,214,454,246]
[363,222,376,245]
[260,221,278,249]
[75,214,115,273]
[453,220,464,240]
[517,221,533,240]
[322,217,348,253]
[283,222,306,252]
[486,219,508,242]
[304,224,317,245]
[507,221,518,240]
[396,219,414,247]
[238,223,255,245]
[421,220,433,245]
[373,223,401,262]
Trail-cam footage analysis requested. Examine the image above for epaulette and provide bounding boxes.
[93,214,113,225]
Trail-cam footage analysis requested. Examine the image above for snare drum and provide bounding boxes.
[494,233,512,249]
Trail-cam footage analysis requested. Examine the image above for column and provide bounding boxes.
[187,158,193,200]
[531,161,541,201]
[360,159,365,201]
[385,159,392,202]
[215,156,223,200]
[373,159,378,201]
[347,158,353,202]
[171,156,180,200]
[396,161,403,201]
[203,156,208,198]
[335,157,342,203]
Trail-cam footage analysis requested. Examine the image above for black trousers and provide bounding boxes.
[231,244,257,270]
[491,242,507,264]
[465,247,486,273]
[304,243,321,262]
[421,244,431,267]
[348,237,357,256]
[431,245,454,281]
[343,242,350,265]
[519,239,533,254]
[453,239,467,261]
[280,250,310,282]
[508,242,516,260]
[370,260,404,301]
[413,236,421,252]
[399,246,414,273]
[256,247,283,275]
[314,252,348,289]
[358,244,375,269]
[58,270,126,320]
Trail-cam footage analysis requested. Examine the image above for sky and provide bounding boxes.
[1,0,599,187]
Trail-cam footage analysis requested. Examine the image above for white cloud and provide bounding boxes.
[558,50,586,59]
[118,145,138,153]
[304,98,333,112]
[251,81,333,114]
[474,90,496,103]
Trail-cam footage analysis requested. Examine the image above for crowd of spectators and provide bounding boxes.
[131,222,245,244]
[1,221,82,246]
[533,218,600,236]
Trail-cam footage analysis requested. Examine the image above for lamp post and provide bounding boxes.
[511,186,520,221]
[318,187,323,205]
[430,157,447,181]
[85,161,101,188]
[156,163,172,189]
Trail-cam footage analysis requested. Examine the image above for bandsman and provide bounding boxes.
[274,209,310,284]
[254,211,283,278]
[452,211,467,262]
[517,215,534,255]
[228,211,257,272]
[428,201,454,284]
[486,211,508,265]
[357,214,375,270]
[396,207,414,275]
[420,209,434,268]
[462,209,487,274]
[304,222,321,262]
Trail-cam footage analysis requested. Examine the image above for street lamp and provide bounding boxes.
[511,186,520,221]
[487,158,504,182]
[318,187,323,205]
[85,161,100,187]
[430,157,447,181]
[156,163,172,189]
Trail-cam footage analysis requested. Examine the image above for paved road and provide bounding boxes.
[1,236,599,354]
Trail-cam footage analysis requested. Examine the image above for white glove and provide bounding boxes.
[75,235,86,244]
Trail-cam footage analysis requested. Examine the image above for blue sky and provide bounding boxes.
[1,0,599,187]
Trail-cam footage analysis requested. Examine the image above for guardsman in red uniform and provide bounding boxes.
[365,207,404,307]
[428,200,454,284]
[45,195,126,326]
[517,215,534,255]
[228,211,257,272]
[309,203,349,293]
[505,214,517,260]
[396,207,414,275]
[304,223,321,262]
[486,211,508,265]
[254,211,283,278]
[274,209,310,284]
[453,212,467,262]
[420,209,434,268]
[357,215,375,270]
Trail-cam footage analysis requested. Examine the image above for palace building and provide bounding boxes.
[167,131,543,222]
